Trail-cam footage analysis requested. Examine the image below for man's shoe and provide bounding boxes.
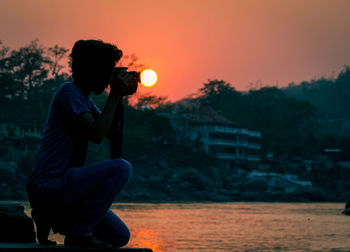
[31,208,57,246]
[64,233,107,248]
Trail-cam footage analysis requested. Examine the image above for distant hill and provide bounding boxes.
[283,65,350,120]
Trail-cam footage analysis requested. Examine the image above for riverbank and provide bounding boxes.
[0,180,347,204]
[0,157,348,203]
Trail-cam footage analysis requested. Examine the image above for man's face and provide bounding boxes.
[91,68,114,95]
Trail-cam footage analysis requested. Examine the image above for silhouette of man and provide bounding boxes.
[26,40,136,248]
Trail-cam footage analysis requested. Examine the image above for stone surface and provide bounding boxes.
[0,203,36,243]
[0,243,152,251]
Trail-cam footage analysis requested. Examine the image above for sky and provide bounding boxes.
[1,0,350,101]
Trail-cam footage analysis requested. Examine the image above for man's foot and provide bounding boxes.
[31,208,57,246]
[64,233,107,248]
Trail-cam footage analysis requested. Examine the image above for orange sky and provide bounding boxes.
[1,0,350,101]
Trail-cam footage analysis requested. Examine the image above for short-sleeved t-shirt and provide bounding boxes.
[27,82,100,189]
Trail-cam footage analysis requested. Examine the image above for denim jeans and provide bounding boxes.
[28,158,132,247]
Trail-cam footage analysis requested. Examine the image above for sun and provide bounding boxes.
[141,69,158,87]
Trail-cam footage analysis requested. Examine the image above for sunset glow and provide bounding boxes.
[141,69,158,87]
[1,0,350,100]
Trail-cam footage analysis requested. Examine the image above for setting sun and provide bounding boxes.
[141,69,158,87]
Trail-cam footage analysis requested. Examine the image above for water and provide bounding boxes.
[22,202,350,251]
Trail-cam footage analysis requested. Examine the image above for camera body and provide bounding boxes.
[113,67,140,95]
[114,67,141,82]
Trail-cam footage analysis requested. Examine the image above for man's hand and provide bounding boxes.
[110,72,137,96]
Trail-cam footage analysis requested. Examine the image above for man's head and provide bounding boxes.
[70,40,122,94]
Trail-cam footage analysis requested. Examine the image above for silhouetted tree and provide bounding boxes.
[48,45,69,78]
[134,93,168,109]
[0,40,70,123]
[284,65,350,119]
[1,40,51,100]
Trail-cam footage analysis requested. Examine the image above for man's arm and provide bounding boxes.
[92,110,114,141]
[77,71,134,144]
[78,91,122,144]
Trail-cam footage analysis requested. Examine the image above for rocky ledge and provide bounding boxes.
[0,203,152,251]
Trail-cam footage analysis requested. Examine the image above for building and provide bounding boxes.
[0,122,42,160]
[162,102,262,164]
[0,122,42,139]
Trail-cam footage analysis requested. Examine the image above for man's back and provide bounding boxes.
[27,82,99,188]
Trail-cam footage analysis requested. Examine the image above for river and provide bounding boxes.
[21,202,350,251]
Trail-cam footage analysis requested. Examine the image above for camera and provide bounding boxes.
[114,67,141,82]
[113,67,141,95]
[113,67,140,95]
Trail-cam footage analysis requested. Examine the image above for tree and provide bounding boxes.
[0,40,70,123]
[199,79,235,99]
[133,93,168,110]
[0,39,51,101]
[48,45,69,78]
[116,53,144,71]
[197,79,243,123]
[284,65,350,119]
[0,41,12,100]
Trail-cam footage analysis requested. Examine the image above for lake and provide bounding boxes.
[22,202,350,251]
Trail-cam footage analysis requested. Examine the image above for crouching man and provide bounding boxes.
[27,40,137,248]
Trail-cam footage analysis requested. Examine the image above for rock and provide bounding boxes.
[0,203,36,243]
[343,208,350,216]
[0,243,153,251]
[0,161,16,183]
[244,178,269,192]
[342,200,350,215]
[178,169,207,190]
[300,190,327,202]
[207,191,229,201]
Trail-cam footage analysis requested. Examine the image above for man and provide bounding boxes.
[26,40,137,248]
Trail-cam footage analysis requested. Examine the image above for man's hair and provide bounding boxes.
[70,40,123,84]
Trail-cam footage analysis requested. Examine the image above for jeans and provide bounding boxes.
[28,158,132,247]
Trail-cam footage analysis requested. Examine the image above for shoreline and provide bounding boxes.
[2,200,347,205]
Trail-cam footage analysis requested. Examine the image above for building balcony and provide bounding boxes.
[246,155,261,162]
[215,153,242,160]
[247,143,261,149]
[202,125,261,138]
[207,139,261,149]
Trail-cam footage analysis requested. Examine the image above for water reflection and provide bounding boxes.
[18,202,350,251]
[130,228,162,252]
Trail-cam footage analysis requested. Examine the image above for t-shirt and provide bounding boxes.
[27,82,100,189]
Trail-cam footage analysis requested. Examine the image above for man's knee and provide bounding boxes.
[110,159,132,181]
[115,228,130,247]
